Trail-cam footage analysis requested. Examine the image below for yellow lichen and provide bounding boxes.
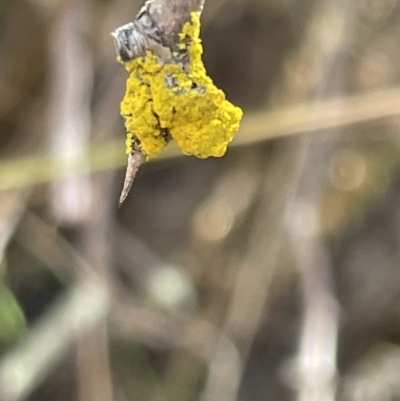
[120,11,243,159]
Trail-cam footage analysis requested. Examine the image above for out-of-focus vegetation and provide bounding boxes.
[1,0,400,401]
[0,284,26,344]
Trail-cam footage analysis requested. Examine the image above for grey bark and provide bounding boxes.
[147,0,205,38]
[118,152,145,205]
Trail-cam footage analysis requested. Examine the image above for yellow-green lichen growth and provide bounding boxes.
[120,11,243,158]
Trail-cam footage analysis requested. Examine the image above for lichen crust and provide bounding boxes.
[120,11,243,159]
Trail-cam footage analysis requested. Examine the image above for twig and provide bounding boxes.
[112,0,205,59]
[285,1,351,399]
[118,152,145,205]
[112,0,206,204]
[2,85,400,192]
[48,4,93,223]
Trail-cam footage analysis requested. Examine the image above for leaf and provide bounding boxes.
[0,283,27,344]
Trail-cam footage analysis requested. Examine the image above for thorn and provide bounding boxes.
[119,152,146,207]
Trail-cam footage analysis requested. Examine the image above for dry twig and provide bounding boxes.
[112,0,207,204]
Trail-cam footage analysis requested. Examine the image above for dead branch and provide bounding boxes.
[112,0,206,204]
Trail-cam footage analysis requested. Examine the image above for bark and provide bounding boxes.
[118,152,145,205]
[147,0,205,43]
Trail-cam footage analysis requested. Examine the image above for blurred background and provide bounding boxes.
[1,0,400,400]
